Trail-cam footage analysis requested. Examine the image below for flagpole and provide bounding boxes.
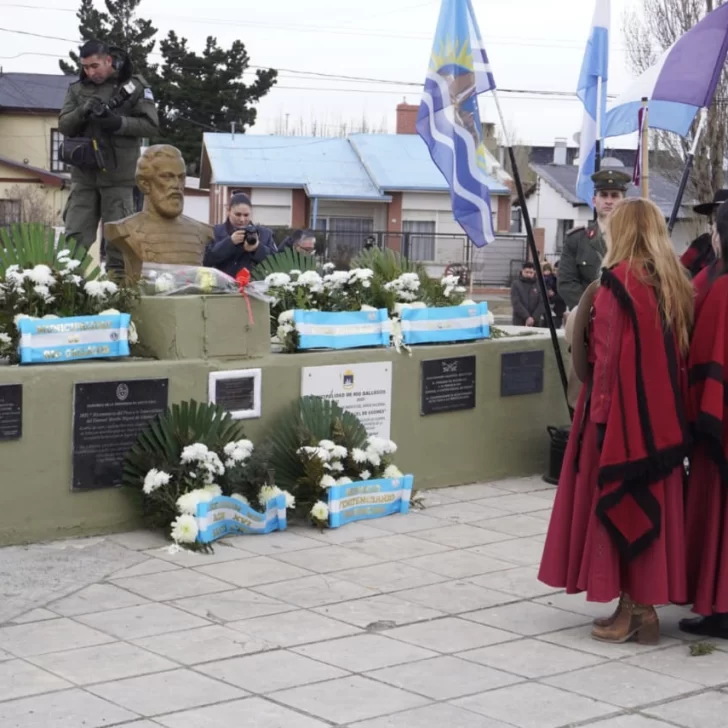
[593,77,603,222]
[667,108,707,234]
[492,91,569,405]
[640,97,649,198]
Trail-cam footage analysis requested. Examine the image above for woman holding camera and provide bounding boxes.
[203,193,277,276]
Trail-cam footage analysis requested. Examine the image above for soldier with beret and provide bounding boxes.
[558,169,631,311]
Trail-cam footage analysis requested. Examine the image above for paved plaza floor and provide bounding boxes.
[0,477,727,727]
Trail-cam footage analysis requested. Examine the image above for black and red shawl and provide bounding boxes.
[595,263,690,561]
[688,272,728,483]
[681,233,716,279]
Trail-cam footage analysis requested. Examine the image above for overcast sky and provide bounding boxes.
[1,0,638,148]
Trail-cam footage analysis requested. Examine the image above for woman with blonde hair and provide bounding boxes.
[539,198,693,644]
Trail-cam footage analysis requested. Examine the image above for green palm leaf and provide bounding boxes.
[351,247,426,280]
[251,249,318,281]
[268,395,368,492]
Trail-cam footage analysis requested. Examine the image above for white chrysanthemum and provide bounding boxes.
[176,488,214,515]
[84,280,105,298]
[360,470,371,480]
[330,445,348,459]
[336,476,353,485]
[384,464,403,478]
[181,443,210,463]
[351,448,368,464]
[278,309,294,324]
[487,310,495,326]
[142,468,171,495]
[296,270,323,291]
[63,259,82,272]
[360,304,377,311]
[41,314,59,319]
[100,308,120,316]
[277,323,295,339]
[329,461,344,473]
[33,284,54,302]
[203,484,222,497]
[258,484,282,507]
[320,475,337,488]
[311,501,329,521]
[5,266,24,289]
[366,450,381,467]
[27,264,54,286]
[56,248,71,259]
[154,274,175,293]
[13,313,33,327]
[318,439,336,451]
[322,262,335,272]
[170,514,199,544]
[462,299,477,306]
[297,445,331,462]
[366,436,387,454]
[289,269,302,277]
[129,321,139,344]
[283,490,295,508]
[0,332,11,345]
[224,439,254,463]
[265,272,291,288]
[230,493,249,505]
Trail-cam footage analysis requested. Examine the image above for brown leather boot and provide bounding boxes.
[591,597,659,645]
[593,595,624,628]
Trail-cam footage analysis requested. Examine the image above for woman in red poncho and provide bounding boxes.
[680,201,728,640]
[538,198,694,645]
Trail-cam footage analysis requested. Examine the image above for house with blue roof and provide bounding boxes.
[199,105,515,269]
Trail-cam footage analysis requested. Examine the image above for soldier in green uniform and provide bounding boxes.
[58,40,159,270]
[558,169,631,310]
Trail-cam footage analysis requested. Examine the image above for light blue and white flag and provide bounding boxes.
[575,0,611,207]
[416,0,496,247]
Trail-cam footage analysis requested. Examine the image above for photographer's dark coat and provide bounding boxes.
[203,221,277,276]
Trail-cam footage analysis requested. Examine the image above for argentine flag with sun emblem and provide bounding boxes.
[417,0,496,247]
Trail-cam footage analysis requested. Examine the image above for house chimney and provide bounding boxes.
[396,101,419,134]
[553,137,568,165]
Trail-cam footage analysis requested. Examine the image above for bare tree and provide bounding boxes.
[623,0,727,203]
[3,185,59,226]
[269,112,389,137]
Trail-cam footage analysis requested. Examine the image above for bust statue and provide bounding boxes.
[104,145,213,280]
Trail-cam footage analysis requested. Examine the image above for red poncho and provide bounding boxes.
[688,272,728,482]
[596,263,690,560]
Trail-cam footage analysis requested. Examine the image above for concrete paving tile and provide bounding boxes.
[348,702,515,727]
[409,524,513,549]
[0,689,138,727]
[313,593,445,628]
[362,513,445,533]
[195,556,313,588]
[538,625,682,658]
[293,633,437,672]
[142,542,255,567]
[109,558,182,579]
[111,569,235,602]
[468,566,561,598]
[588,717,681,728]
[87,668,247,716]
[473,493,555,514]
[385,617,518,653]
[464,601,591,636]
[155,696,330,727]
[348,534,451,562]
[0,659,71,701]
[424,502,511,523]
[643,691,728,727]
[458,637,605,678]
[0,617,114,657]
[221,530,323,555]
[393,580,517,614]
[28,641,176,684]
[403,550,513,579]
[302,521,392,545]
[544,662,701,709]
[251,573,377,608]
[625,643,728,687]
[172,588,295,623]
[366,655,522,700]
[272,675,427,724]
[453,682,616,728]
[471,514,548,538]
[48,583,151,616]
[489,477,554,494]
[412,489,459,507]
[106,530,170,551]
[7,609,58,624]
[534,591,620,619]
[335,561,447,592]
[227,609,360,647]
[437,484,511,501]
[271,544,385,573]
[197,650,348,693]
[467,537,545,567]
[76,603,210,640]
[133,624,273,665]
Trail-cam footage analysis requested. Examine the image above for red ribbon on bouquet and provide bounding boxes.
[235,268,254,325]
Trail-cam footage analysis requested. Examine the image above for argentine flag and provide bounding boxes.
[575,0,611,207]
[416,0,496,247]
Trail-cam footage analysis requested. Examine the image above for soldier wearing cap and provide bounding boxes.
[558,169,631,311]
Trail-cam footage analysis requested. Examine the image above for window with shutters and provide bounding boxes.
[50,129,69,173]
[0,199,22,226]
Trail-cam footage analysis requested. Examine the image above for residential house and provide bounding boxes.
[530,157,700,259]
[0,73,74,226]
[198,104,521,277]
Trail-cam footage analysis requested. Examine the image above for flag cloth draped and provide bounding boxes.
[605,3,728,139]
[416,0,496,247]
[575,0,611,207]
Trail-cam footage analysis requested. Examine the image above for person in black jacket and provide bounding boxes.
[511,261,546,327]
[203,193,276,276]
[543,261,566,328]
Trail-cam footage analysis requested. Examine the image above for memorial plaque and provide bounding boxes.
[0,384,22,440]
[209,369,261,420]
[72,378,168,491]
[501,350,545,397]
[421,355,476,415]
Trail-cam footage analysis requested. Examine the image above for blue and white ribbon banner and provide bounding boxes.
[400,302,489,344]
[294,309,391,350]
[328,475,413,528]
[18,313,131,365]
[196,494,287,544]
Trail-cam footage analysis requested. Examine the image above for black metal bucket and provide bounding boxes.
[543,425,570,485]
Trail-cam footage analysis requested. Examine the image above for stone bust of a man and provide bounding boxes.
[104,144,213,280]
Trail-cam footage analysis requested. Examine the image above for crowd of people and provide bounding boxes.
[536,168,728,645]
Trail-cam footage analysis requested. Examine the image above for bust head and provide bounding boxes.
[136,145,186,219]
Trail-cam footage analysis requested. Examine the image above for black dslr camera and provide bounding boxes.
[87,80,136,120]
[242,223,259,244]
